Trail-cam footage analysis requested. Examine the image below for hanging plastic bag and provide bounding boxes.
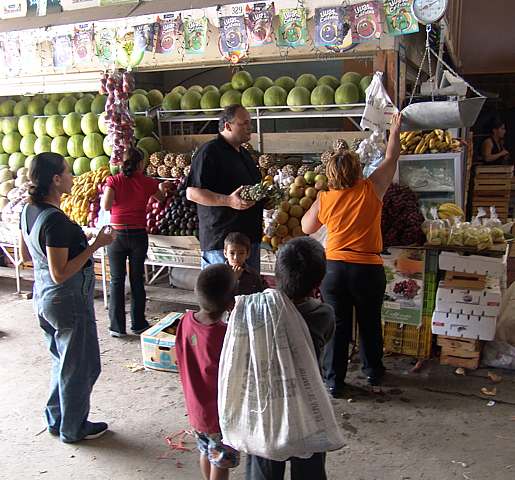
[218,289,345,461]
[357,130,387,178]
[360,71,398,132]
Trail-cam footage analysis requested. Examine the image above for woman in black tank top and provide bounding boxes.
[481,118,510,165]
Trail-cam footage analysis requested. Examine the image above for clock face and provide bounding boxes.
[412,0,448,25]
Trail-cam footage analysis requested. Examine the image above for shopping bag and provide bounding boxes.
[218,289,345,461]
[360,71,398,132]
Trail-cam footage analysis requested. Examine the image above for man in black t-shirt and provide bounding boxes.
[186,105,263,273]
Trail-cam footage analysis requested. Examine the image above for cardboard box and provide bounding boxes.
[439,251,505,276]
[431,311,496,341]
[140,312,183,373]
[435,280,501,308]
[435,299,500,317]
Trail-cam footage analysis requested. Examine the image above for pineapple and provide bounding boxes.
[259,154,275,169]
[146,165,157,176]
[332,138,349,152]
[164,153,176,167]
[175,153,190,168]
[149,151,165,167]
[351,137,363,151]
[314,164,326,175]
[240,182,283,204]
[320,150,333,165]
[183,165,191,177]
[297,165,310,176]
[281,164,297,177]
[157,165,171,178]
[267,165,279,177]
[171,166,183,178]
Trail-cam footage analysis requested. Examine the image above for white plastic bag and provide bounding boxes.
[360,71,398,132]
[218,289,344,461]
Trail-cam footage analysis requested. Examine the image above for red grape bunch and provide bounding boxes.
[393,279,419,299]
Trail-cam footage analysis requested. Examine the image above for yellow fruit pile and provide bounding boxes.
[400,129,462,155]
[61,167,110,225]
[437,202,465,221]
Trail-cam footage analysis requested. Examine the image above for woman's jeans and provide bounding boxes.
[321,260,386,389]
[107,229,149,333]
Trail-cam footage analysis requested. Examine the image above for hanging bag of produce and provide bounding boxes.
[218,289,345,461]
[360,71,398,132]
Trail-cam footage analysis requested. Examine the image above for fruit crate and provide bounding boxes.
[383,315,433,358]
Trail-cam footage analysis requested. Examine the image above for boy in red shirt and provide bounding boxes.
[175,264,240,480]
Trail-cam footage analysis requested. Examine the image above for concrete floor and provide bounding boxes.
[1,278,515,480]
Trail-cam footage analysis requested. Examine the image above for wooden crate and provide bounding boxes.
[438,335,481,369]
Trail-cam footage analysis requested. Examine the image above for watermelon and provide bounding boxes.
[73,157,91,175]
[232,71,253,91]
[58,96,77,115]
[220,90,242,108]
[34,136,52,155]
[51,136,69,157]
[275,76,296,92]
[219,83,233,95]
[134,116,154,139]
[46,115,65,138]
[63,112,82,136]
[67,134,85,158]
[43,101,59,116]
[318,75,340,90]
[335,83,360,108]
[341,72,362,87]
[3,132,22,154]
[0,134,3,153]
[129,94,150,113]
[254,76,274,92]
[98,112,109,135]
[13,100,29,117]
[25,155,35,169]
[200,91,221,114]
[296,74,318,92]
[162,92,182,112]
[171,86,187,96]
[75,96,93,114]
[83,133,104,159]
[263,86,287,111]
[0,153,9,166]
[180,91,202,114]
[2,117,18,134]
[33,118,47,138]
[91,95,107,114]
[241,87,264,110]
[311,85,334,111]
[9,152,26,172]
[81,112,99,135]
[188,85,203,94]
[90,155,109,171]
[18,115,35,136]
[27,98,45,116]
[20,134,37,155]
[103,136,113,156]
[147,89,164,107]
[0,100,16,117]
[137,137,160,155]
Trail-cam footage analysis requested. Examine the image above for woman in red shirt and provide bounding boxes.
[101,147,170,337]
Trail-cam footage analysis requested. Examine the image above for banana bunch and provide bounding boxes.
[61,167,110,225]
[437,202,465,221]
[400,129,462,155]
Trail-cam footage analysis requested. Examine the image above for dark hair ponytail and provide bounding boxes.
[28,153,66,204]
[122,147,144,177]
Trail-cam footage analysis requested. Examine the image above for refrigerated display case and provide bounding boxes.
[397,152,464,209]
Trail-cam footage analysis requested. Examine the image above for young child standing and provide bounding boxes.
[245,237,335,480]
[175,264,240,480]
[224,232,264,295]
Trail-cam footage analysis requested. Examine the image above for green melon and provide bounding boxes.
[63,112,82,136]
[318,75,340,90]
[359,75,373,99]
[0,153,9,166]
[46,115,65,138]
[232,71,253,91]
[18,115,35,136]
[103,136,113,156]
[98,112,109,135]
[275,76,296,92]
[254,76,274,92]
[91,95,107,114]
[81,112,99,135]
[0,100,16,117]
[147,89,163,107]
[203,85,219,95]
[67,134,85,158]
[264,86,287,111]
[132,89,147,96]
[64,156,74,170]
[188,85,203,94]
[220,90,242,108]
[162,92,182,112]
[170,86,187,96]
[43,101,59,116]
[200,91,221,114]
[335,82,360,108]
[34,136,52,155]
[73,157,91,175]
[241,87,264,110]
[129,94,150,113]
[47,93,62,103]
[20,134,37,155]
[134,116,154,139]
[311,85,334,111]
[58,96,77,115]
[0,134,3,153]
[27,98,45,116]
[219,82,233,95]
[341,72,362,87]
[9,152,26,172]
[83,133,104,159]
[296,74,318,92]
[75,96,93,114]
[51,136,69,157]
[2,132,22,154]
[90,155,109,171]
[180,91,202,114]
[13,100,29,117]
[34,118,47,138]
[25,155,35,169]
[137,137,160,155]
[110,163,120,175]
[2,117,18,134]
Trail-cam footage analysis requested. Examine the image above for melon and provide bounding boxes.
[219,82,233,95]
[0,134,3,153]
[109,164,120,175]
[132,89,147,96]
[27,98,45,116]
[134,116,154,139]
[51,136,69,157]
[241,87,264,109]
[287,86,311,112]
[34,136,52,155]
[2,117,18,134]
[335,82,360,107]
[232,71,253,91]
[98,112,109,135]
[18,115,35,136]
[3,132,22,154]
[129,94,150,113]
[275,76,296,92]
[220,90,242,108]
[13,100,29,117]
[83,133,104,159]
[34,118,47,138]
[9,152,26,172]
[264,86,287,110]
[137,137,160,155]
[180,91,202,114]
[200,90,221,114]
[359,75,373,99]
[20,134,37,155]
[147,89,163,107]
[46,115,65,138]
[318,75,340,90]
[91,94,107,114]
[203,85,219,94]
[0,154,9,167]
[58,96,77,115]
[90,155,109,171]
[188,85,203,94]
[341,72,362,87]
[73,157,91,175]
[311,85,334,111]
[81,112,99,135]
[75,96,93,114]
[25,155,35,169]
[0,99,16,117]
[254,76,274,92]
[64,156,74,170]
[63,112,82,136]
[67,134,85,158]
[162,92,182,112]
[47,93,62,103]
[103,136,113,156]
[43,101,59,116]
[170,86,187,96]
[296,74,318,91]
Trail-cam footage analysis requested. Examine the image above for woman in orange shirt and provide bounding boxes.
[302,113,402,396]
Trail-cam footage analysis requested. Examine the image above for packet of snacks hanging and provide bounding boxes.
[218,5,248,63]
[183,13,208,55]
[349,1,383,43]
[155,12,181,54]
[277,8,307,48]
[383,0,419,36]
[73,22,95,66]
[245,1,274,46]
